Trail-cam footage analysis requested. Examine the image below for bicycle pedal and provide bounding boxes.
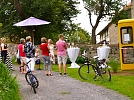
[101,70,106,74]
[108,66,111,68]
[94,77,98,81]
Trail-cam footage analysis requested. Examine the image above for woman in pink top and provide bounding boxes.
[18,38,27,73]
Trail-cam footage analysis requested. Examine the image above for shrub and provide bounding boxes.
[108,58,119,73]
[67,56,85,64]
[67,58,71,64]
[80,47,85,54]
[76,56,85,64]
[0,63,21,100]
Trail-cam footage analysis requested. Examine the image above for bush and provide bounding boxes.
[108,58,119,73]
[0,63,21,100]
[76,56,85,64]
[67,56,85,64]
[67,58,71,64]
[80,47,85,54]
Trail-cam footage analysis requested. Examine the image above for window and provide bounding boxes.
[120,27,133,44]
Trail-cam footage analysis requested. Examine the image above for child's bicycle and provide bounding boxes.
[78,50,111,81]
[21,60,39,94]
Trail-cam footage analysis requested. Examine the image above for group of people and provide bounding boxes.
[17,34,68,76]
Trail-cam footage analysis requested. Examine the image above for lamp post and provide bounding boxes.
[76,27,78,43]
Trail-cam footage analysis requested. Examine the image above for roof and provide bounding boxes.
[123,2,132,10]
[118,18,134,24]
[97,22,112,35]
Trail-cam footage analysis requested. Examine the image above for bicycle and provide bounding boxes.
[21,60,39,94]
[78,50,111,81]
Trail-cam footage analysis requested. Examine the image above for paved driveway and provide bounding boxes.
[12,65,130,100]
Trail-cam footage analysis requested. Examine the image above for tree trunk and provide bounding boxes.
[92,27,96,44]
[14,0,24,20]
[14,0,32,39]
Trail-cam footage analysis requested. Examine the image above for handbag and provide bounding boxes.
[17,50,20,59]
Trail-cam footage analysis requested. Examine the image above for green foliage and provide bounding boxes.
[0,63,21,100]
[82,0,129,44]
[0,0,80,44]
[80,47,85,54]
[67,58,71,64]
[76,56,85,64]
[67,56,84,64]
[107,58,120,73]
[112,9,131,25]
[66,25,91,43]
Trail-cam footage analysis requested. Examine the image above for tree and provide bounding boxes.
[83,0,130,44]
[0,0,80,44]
[64,23,91,43]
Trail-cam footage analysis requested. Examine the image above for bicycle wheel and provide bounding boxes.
[78,64,97,80]
[30,77,36,94]
[98,67,111,81]
[25,72,39,88]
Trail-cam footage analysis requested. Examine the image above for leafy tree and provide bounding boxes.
[112,5,131,25]
[0,0,80,44]
[64,23,91,43]
[82,0,130,44]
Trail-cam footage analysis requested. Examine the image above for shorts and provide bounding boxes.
[35,59,40,64]
[20,57,27,64]
[57,55,67,64]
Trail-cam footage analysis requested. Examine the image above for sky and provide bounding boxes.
[72,0,131,34]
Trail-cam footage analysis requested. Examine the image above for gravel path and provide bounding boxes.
[12,65,130,100]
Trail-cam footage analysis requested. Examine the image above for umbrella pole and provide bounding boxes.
[31,26,34,45]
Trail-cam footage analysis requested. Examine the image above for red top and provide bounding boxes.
[18,44,26,57]
[40,43,49,56]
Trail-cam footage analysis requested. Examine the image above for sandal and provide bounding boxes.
[48,74,53,76]
[46,74,49,76]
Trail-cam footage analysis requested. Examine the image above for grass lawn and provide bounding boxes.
[48,64,134,100]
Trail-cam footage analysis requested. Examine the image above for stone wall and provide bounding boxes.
[8,43,120,61]
[7,43,40,59]
[76,43,120,60]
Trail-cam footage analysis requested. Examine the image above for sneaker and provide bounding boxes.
[9,67,15,71]
[63,73,67,77]
[59,73,62,76]
[36,68,39,70]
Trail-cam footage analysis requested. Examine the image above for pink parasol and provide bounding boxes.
[13,16,50,26]
[13,16,51,44]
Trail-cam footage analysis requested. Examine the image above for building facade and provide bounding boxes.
[97,1,132,44]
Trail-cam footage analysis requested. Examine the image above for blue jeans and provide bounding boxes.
[42,55,52,70]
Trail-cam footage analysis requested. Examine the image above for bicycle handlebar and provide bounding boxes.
[26,60,31,65]
[20,60,31,68]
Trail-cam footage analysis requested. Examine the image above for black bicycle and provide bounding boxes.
[78,51,111,81]
[22,60,39,94]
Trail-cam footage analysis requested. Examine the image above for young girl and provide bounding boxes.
[35,49,41,70]
[48,39,55,64]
